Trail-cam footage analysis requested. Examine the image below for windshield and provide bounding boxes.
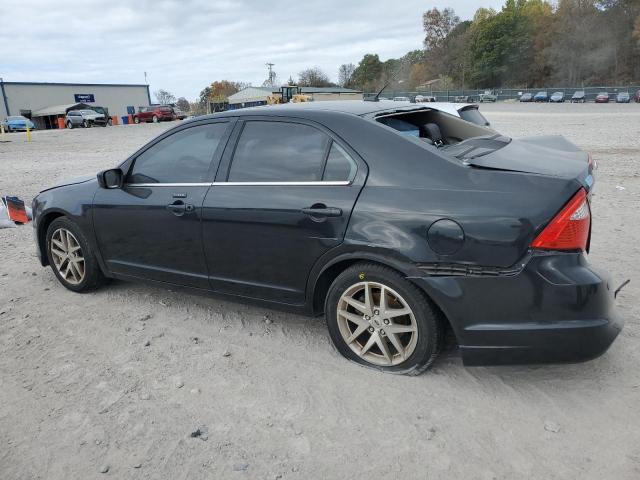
[80,110,97,115]
[7,116,25,121]
[573,91,584,96]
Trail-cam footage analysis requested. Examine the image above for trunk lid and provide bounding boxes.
[443,135,593,189]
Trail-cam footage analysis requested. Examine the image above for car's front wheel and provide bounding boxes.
[46,217,105,292]
[66,121,73,129]
[325,263,443,375]
[83,120,90,128]
[134,116,140,124]
[152,115,159,123]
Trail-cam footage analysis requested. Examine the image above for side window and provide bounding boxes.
[322,142,357,182]
[128,123,228,184]
[228,121,329,182]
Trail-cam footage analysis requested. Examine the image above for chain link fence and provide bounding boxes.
[365,86,640,102]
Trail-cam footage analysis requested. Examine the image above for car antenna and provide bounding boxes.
[372,82,390,102]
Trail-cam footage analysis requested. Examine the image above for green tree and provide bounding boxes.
[351,54,384,90]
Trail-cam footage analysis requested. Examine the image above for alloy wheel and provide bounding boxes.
[50,228,85,285]
[337,281,418,366]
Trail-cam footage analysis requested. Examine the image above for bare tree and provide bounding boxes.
[153,89,176,105]
[175,97,190,112]
[297,67,333,87]
[338,63,356,87]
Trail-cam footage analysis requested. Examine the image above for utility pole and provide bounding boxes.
[265,63,275,87]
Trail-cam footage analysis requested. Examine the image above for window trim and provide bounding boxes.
[124,180,351,188]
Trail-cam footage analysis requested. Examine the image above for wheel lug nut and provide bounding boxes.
[380,329,385,336]
[364,315,370,321]
[374,310,379,316]
[368,327,374,333]
[383,319,390,325]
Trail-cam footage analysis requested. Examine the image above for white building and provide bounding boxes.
[0,80,151,128]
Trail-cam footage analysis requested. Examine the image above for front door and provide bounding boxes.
[202,118,366,304]
[93,121,231,288]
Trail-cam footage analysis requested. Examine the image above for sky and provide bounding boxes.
[1,0,505,101]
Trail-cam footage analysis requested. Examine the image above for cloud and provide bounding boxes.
[1,0,504,99]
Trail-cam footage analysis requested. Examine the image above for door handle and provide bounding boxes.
[166,200,194,216]
[301,205,342,217]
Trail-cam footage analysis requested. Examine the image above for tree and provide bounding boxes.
[423,7,460,51]
[351,54,384,90]
[297,67,333,87]
[338,63,355,87]
[209,80,246,101]
[175,97,190,112]
[154,89,176,105]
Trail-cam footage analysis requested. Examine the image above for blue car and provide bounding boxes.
[2,115,36,132]
[534,91,549,102]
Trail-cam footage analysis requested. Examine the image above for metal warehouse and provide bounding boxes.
[0,80,151,129]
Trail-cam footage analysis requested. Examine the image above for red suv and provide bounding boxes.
[133,105,175,123]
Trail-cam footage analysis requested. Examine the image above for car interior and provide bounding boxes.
[374,108,508,159]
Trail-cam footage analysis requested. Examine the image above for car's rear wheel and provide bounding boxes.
[325,263,442,375]
[152,115,159,123]
[134,116,140,124]
[66,121,73,129]
[46,217,105,293]
[83,120,90,128]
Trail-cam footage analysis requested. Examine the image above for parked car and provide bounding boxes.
[595,92,610,103]
[519,93,533,102]
[570,91,586,103]
[616,92,630,103]
[479,92,497,102]
[550,91,565,103]
[634,90,640,103]
[414,95,436,103]
[90,106,112,125]
[534,91,549,102]
[32,100,621,374]
[454,95,476,103]
[65,110,107,129]
[392,96,411,102]
[172,107,188,120]
[1,115,35,132]
[133,105,175,124]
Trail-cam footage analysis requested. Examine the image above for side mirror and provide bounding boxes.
[97,168,123,189]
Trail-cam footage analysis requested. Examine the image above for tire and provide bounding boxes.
[107,118,113,126]
[46,217,105,293]
[83,120,90,128]
[134,116,140,124]
[152,115,159,123]
[325,263,443,375]
[66,121,73,129]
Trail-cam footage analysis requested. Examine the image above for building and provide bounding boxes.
[0,80,151,129]
[225,86,363,110]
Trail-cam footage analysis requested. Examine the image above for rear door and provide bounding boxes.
[93,120,232,288]
[201,117,367,304]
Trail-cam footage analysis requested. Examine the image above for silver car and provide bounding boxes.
[65,110,107,129]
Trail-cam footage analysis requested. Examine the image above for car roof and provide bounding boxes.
[192,100,475,123]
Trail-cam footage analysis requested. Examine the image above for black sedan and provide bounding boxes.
[32,101,623,374]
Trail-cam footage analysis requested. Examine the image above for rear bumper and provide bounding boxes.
[410,252,623,366]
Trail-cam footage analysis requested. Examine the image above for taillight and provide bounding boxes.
[531,188,591,252]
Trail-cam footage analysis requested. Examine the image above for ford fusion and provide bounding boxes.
[32,101,623,375]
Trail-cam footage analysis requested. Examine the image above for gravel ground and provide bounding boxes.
[1,103,638,479]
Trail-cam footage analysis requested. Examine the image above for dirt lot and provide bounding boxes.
[1,103,639,479]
